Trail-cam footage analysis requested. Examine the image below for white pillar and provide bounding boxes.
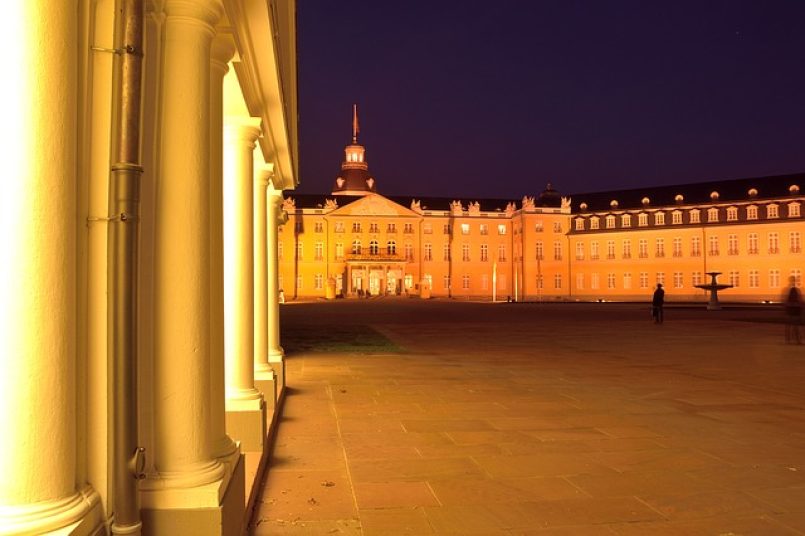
[266,184,286,390]
[143,0,226,501]
[209,32,239,463]
[0,1,102,533]
[254,167,278,407]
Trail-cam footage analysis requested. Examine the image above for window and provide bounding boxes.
[443,244,451,261]
[707,208,719,222]
[352,221,362,233]
[590,217,600,230]
[462,275,470,290]
[404,223,414,234]
[789,203,801,218]
[296,275,303,290]
[480,224,488,235]
[655,238,665,258]
[691,236,701,257]
[498,245,506,261]
[622,239,631,259]
[405,243,413,261]
[639,272,648,289]
[554,274,562,289]
[443,224,451,235]
[725,234,737,256]
[674,272,684,289]
[767,204,779,219]
[591,273,599,289]
[607,240,615,260]
[481,274,489,290]
[499,224,507,235]
[480,244,489,262]
[638,213,648,227]
[461,223,470,235]
[792,269,802,287]
[575,218,585,231]
[692,272,702,287]
[351,240,361,254]
[335,242,344,259]
[729,271,740,288]
[552,222,561,233]
[405,275,413,289]
[621,214,631,228]
[690,209,701,224]
[315,221,324,233]
[424,274,433,288]
[623,273,632,289]
[656,272,665,285]
[536,274,544,289]
[575,242,585,260]
[748,233,758,254]
[607,273,616,289]
[369,240,379,255]
[769,232,779,254]
[424,243,433,261]
[535,241,544,260]
[423,223,432,234]
[606,215,616,229]
[638,239,648,258]
[535,221,544,232]
[673,237,682,257]
[749,270,759,288]
[369,222,379,233]
[295,243,303,260]
[334,222,345,233]
[672,211,682,225]
[315,242,324,261]
[315,274,323,290]
[655,212,665,225]
[278,241,283,260]
[726,207,738,221]
[708,236,719,256]
[443,275,451,290]
[791,232,802,253]
[553,241,562,261]
[386,240,396,255]
[573,273,584,290]
[770,269,780,288]
[747,205,758,220]
[386,223,396,233]
[462,244,470,261]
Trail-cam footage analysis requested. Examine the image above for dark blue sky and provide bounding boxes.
[296,1,805,199]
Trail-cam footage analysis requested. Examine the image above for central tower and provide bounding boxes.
[331,104,377,196]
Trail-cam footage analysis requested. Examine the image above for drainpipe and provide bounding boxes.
[108,0,145,533]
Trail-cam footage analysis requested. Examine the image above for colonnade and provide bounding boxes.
[0,0,289,534]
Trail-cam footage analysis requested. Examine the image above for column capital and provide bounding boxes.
[164,0,224,27]
[256,163,274,186]
[224,117,262,146]
[211,32,237,75]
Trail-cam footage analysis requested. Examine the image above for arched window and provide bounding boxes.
[369,240,379,255]
[386,240,396,254]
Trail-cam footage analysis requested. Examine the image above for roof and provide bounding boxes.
[332,167,376,194]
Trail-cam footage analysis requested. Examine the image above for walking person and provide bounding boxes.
[652,283,665,324]
[784,276,802,344]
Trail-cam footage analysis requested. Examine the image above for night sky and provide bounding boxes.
[296,1,805,200]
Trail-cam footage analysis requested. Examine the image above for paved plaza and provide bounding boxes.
[250,300,805,535]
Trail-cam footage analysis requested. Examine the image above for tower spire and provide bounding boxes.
[352,103,359,143]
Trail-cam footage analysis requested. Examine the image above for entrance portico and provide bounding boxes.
[345,259,408,296]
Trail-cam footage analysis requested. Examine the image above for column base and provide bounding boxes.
[254,369,277,412]
[141,454,245,536]
[0,486,105,536]
[225,397,266,452]
[267,355,285,400]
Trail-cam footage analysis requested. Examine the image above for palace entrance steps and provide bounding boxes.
[250,301,805,534]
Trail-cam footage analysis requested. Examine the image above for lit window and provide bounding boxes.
[747,206,758,220]
[423,223,432,234]
[654,212,665,225]
[606,215,615,229]
[707,208,719,222]
[535,221,544,232]
[351,240,361,254]
[690,210,701,223]
[498,224,507,235]
[638,213,648,227]
[621,214,631,227]
[671,211,682,225]
[623,273,632,289]
[315,242,323,261]
[335,242,344,259]
[575,218,585,231]
[461,223,470,235]
[480,224,488,235]
[789,203,801,218]
[767,204,779,219]
[590,217,600,230]
[726,207,738,221]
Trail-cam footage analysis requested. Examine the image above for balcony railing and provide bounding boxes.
[345,248,405,262]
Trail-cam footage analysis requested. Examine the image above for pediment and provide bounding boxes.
[328,194,420,218]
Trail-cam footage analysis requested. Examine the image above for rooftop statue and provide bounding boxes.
[561,196,572,209]
[324,198,338,212]
[450,200,463,215]
[468,201,481,216]
[410,199,423,214]
[505,202,516,217]
[282,197,296,212]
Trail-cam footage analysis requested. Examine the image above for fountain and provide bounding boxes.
[694,271,733,310]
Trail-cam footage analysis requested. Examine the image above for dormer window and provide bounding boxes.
[789,202,801,218]
[638,213,648,227]
[621,214,631,228]
[672,211,682,225]
[575,218,585,231]
[654,212,665,225]
[707,208,719,222]
[590,217,600,230]
[726,207,738,221]
[606,215,616,229]
[747,205,758,220]
[690,209,701,224]
[767,204,779,219]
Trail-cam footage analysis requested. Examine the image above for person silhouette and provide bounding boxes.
[784,276,802,344]
[652,283,665,324]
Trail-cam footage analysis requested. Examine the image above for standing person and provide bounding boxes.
[652,283,665,324]
[784,276,802,344]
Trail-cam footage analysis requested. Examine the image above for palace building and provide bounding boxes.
[280,110,805,302]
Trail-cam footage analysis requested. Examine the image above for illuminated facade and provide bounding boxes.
[281,118,804,302]
[0,1,296,535]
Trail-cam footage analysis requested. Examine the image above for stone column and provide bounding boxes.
[265,183,287,394]
[254,167,278,411]
[209,32,239,463]
[0,2,103,534]
[140,1,234,522]
[223,118,266,451]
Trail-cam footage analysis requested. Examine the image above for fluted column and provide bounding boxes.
[0,1,102,533]
[266,183,287,394]
[144,0,225,498]
[254,167,278,410]
[209,31,239,462]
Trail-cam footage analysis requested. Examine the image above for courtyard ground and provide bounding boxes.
[249,300,805,535]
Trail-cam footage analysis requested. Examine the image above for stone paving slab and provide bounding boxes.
[249,301,805,534]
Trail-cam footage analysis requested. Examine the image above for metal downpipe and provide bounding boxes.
[108,0,145,533]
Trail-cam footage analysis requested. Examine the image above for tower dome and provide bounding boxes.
[331,104,377,196]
